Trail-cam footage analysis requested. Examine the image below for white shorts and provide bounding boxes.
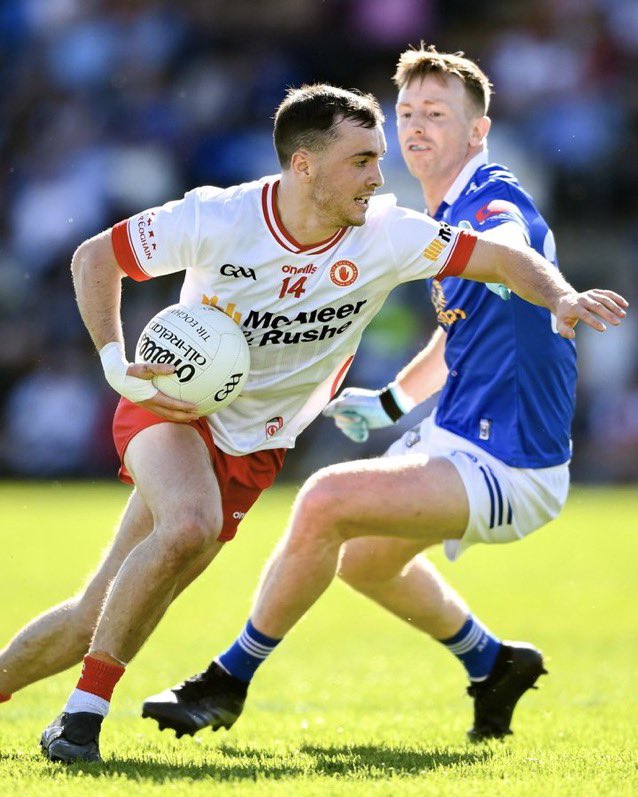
[385,414,570,561]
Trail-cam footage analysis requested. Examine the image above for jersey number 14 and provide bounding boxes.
[279,276,307,299]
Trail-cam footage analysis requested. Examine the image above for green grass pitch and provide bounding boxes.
[1,481,636,796]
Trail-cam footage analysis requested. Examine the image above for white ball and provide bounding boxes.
[135,303,250,416]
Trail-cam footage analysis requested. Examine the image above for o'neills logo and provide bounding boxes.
[265,416,284,437]
[282,263,316,275]
[330,260,358,287]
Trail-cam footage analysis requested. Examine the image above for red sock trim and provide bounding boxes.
[76,655,125,702]
[0,693,11,703]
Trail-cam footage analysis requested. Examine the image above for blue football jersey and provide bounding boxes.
[430,161,577,467]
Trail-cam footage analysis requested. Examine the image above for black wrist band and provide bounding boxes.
[379,386,404,422]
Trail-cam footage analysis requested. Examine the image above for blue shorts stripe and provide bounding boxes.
[486,466,504,526]
[507,500,513,525]
[479,465,495,529]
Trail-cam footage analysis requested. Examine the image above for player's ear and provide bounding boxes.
[290,150,313,182]
[470,115,491,148]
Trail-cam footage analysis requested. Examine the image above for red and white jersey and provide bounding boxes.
[112,177,476,455]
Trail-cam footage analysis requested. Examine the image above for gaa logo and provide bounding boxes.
[220,263,256,281]
[214,373,243,402]
[265,416,284,438]
[330,260,358,287]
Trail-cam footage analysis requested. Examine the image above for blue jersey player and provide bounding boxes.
[141,47,627,743]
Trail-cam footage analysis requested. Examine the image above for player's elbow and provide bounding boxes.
[71,229,122,283]
[70,239,90,281]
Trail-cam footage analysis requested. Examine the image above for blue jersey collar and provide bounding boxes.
[432,150,489,219]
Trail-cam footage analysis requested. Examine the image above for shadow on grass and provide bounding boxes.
[299,744,492,776]
[66,743,493,782]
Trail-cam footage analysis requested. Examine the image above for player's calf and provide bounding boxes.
[0,596,100,699]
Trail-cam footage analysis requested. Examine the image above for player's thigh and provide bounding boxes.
[338,536,427,584]
[310,454,469,543]
[124,421,222,533]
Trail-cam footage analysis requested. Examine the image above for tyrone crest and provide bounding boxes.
[330,260,359,287]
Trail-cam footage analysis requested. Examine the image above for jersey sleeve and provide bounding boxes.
[465,184,531,243]
[111,187,221,281]
[384,204,477,282]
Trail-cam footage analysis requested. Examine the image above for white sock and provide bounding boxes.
[63,688,110,717]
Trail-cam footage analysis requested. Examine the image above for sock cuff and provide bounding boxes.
[438,614,501,681]
[217,619,282,683]
[77,654,125,702]
[246,618,282,647]
[440,615,475,646]
[64,688,111,717]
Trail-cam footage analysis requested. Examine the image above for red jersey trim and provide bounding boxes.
[261,181,348,255]
[330,355,355,399]
[435,230,477,279]
[111,221,152,282]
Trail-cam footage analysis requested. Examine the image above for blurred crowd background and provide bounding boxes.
[1,0,637,483]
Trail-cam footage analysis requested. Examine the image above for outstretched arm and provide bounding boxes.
[461,236,628,338]
[71,230,199,422]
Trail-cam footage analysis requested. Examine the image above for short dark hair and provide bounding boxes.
[394,44,492,116]
[273,84,384,170]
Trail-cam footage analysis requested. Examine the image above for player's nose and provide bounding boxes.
[407,114,425,134]
[369,162,384,189]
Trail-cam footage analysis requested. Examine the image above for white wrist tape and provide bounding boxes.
[387,380,417,414]
[99,341,158,403]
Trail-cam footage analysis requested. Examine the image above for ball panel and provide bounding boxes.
[142,316,221,400]
[135,303,250,416]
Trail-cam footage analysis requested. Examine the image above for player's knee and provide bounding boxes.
[294,468,347,535]
[161,508,222,564]
[281,470,351,557]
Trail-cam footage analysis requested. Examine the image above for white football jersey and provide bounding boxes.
[112,177,476,455]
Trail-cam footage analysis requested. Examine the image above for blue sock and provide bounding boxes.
[439,615,501,681]
[216,619,282,683]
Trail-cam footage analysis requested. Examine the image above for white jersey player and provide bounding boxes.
[112,178,475,455]
[0,83,625,765]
